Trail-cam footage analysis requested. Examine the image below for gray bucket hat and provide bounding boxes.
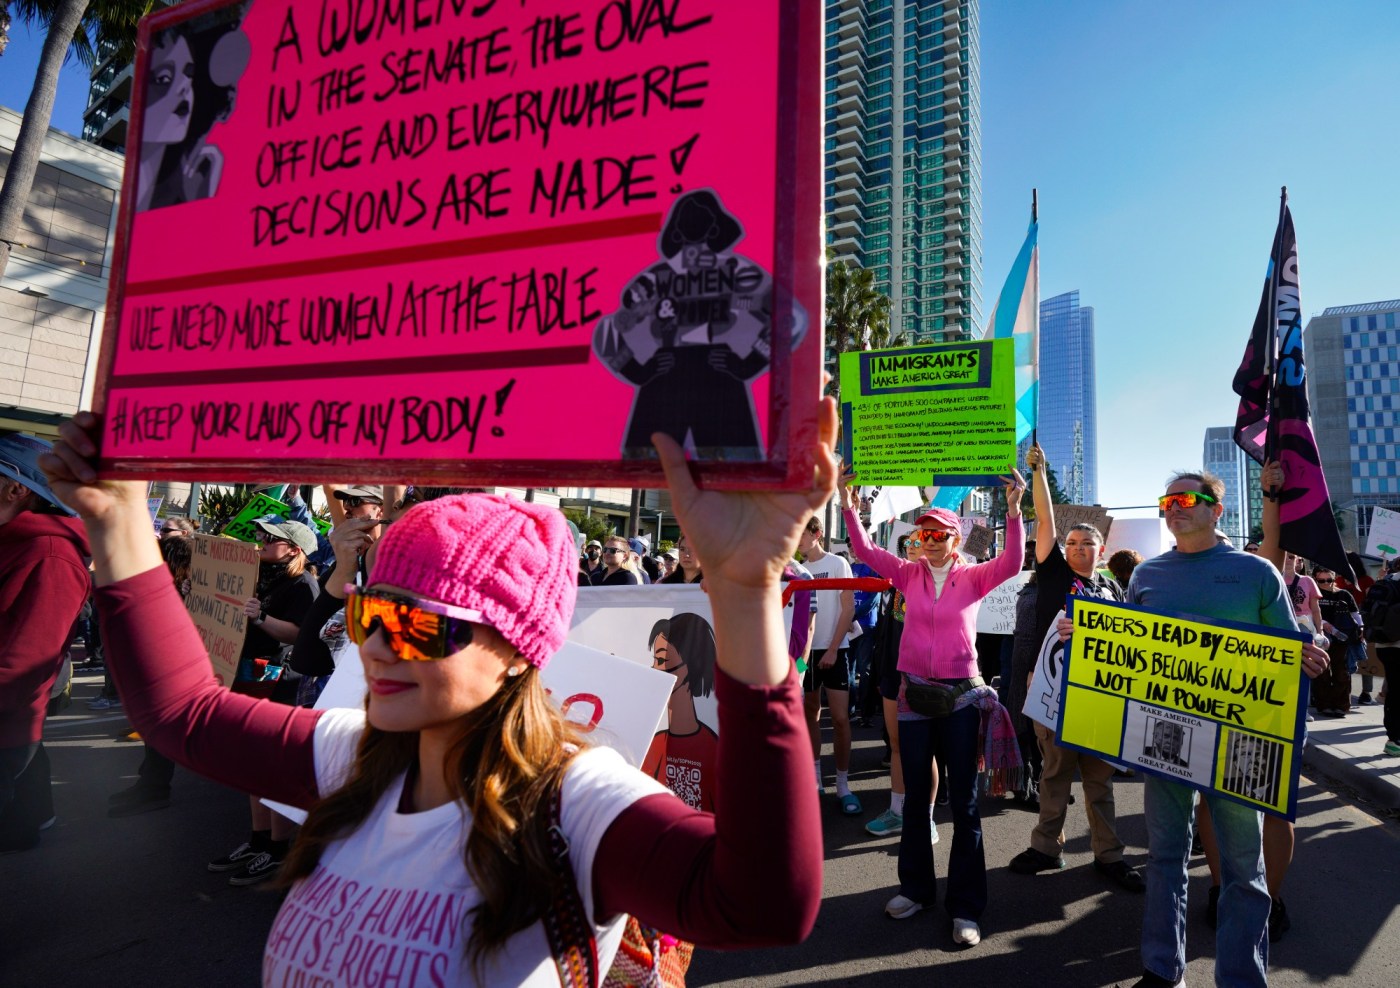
[253,518,318,556]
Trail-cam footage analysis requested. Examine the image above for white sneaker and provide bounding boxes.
[885,894,927,920]
[952,918,981,946]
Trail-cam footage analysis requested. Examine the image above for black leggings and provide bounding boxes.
[1378,647,1400,743]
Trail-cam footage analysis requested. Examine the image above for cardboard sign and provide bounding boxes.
[1057,597,1311,819]
[975,570,1031,635]
[95,0,822,489]
[839,339,1017,486]
[1365,505,1400,559]
[962,523,995,560]
[185,534,260,686]
[221,491,291,542]
[1039,504,1112,544]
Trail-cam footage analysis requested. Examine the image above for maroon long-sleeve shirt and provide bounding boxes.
[97,566,821,947]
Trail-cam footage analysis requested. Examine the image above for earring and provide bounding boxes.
[506,665,524,678]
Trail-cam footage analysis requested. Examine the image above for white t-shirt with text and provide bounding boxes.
[261,707,668,987]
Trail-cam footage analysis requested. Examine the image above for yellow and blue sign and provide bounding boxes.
[1058,597,1311,820]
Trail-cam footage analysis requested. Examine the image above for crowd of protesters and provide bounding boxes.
[0,414,1390,987]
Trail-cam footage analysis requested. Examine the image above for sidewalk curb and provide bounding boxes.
[1303,738,1400,811]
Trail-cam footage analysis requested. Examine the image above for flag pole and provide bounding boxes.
[1261,187,1288,503]
[1263,187,1287,466]
[1030,189,1039,451]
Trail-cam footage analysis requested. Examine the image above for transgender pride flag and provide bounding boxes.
[927,216,1040,512]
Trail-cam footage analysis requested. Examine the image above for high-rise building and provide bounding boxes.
[824,0,983,344]
[81,2,181,152]
[1304,299,1400,550]
[1037,290,1098,504]
[1202,426,1251,544]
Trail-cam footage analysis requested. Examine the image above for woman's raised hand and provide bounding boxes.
[837,469,859,512]
[654,398,840,591]
[38,412,148,523]
[1002,468,1027,518]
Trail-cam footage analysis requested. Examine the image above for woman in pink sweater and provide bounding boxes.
[42,406,837,987]
[840,473,1024,948]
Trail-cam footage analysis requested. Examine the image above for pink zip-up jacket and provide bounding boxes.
[844,509,1024,680]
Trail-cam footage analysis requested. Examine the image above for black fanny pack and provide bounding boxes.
[902,675,983,718]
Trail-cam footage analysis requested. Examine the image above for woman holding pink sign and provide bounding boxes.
[41,399,835,986]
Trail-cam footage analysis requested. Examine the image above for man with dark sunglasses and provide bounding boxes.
[1117,470,1328,988]
[593,536,641,586]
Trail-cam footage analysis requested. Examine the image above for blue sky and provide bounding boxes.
[4,2,1399,514]
[979,1,1400,514]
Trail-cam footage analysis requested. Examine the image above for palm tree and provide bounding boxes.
[823,252,900,398]
[0,0,152,281]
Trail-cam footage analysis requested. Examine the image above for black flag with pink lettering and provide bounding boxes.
[1231,197,1352,581]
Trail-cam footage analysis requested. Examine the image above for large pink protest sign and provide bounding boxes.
[94,0,822,488]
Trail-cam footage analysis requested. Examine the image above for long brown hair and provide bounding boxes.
[279,665,587,972]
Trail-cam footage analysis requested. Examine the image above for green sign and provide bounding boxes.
[222,493,291,543]
[839,338,1017,486]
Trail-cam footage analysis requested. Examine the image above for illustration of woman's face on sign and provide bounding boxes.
[650,626,687,691]
[145,34,195,146]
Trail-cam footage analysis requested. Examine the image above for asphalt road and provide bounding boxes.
[4,671,1398,987]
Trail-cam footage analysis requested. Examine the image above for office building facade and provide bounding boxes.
[1,107,121,433]
[824,0,983,343]
[1304,299,1400,550]
[1037,290,1098,504]
[1202,426,1252,544]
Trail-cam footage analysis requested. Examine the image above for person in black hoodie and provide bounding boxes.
[206,517,318,887]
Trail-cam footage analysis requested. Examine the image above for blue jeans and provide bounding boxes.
[1142,777,1269,986]
[897,705,985,920]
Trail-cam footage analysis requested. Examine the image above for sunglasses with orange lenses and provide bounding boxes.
[910,529,954,547]
[345,588,483,661]
[1158,491,1219,512]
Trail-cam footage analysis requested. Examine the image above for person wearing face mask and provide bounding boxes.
[584,540,605,582]
[839,470,1026,948]
[1007,443,1143,893]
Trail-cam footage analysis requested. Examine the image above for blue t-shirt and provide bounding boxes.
[1127,543,1297,632]
[851,561,880,629]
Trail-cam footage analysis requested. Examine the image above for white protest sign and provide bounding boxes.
[571,585,794,812]
[976,570,1032,635]
[266,638,671,823]
[1365,506,1400,559]
[1023,615,1066,730]
[1105,517,1171,562]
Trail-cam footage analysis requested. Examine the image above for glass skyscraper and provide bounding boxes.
[1037,291,1098,504]
[824,0,983,343]
[1203,426,1250,543]
[1304,299,1400,549]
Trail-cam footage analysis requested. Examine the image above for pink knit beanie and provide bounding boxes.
[369,494,577,668]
